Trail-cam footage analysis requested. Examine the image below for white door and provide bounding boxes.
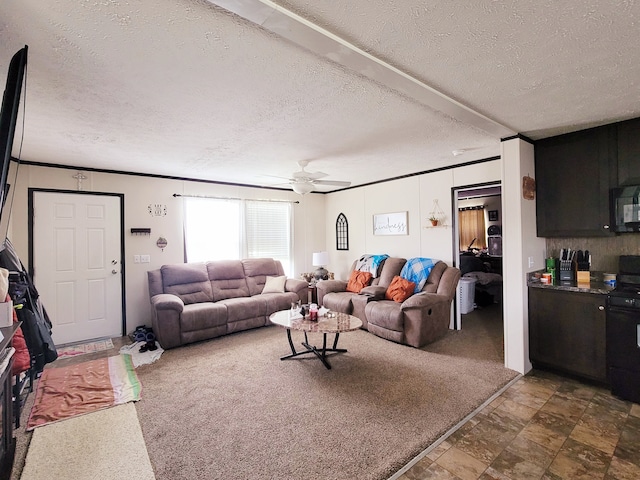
[33,191,123,345]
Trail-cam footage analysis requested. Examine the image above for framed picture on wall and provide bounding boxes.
[488,210,498,222]
[373,211,408,235]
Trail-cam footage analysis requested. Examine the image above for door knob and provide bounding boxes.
[598,305,605,310]
[112,269,118,274]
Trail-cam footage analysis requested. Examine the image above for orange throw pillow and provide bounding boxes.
[346,271,373,293]
[385,276,416,303]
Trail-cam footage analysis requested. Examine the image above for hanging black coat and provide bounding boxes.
[0,238,57,373]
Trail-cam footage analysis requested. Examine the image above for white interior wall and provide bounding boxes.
[501,138,546,374]
[9,164,325,333]
[324,160,502,278]
[8,155,534,374]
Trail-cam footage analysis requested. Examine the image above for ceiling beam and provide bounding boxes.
[209,0,516,139]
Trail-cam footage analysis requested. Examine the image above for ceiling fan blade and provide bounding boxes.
[259,174,294,181]
[313,180,351,187]
[292,170,327,180]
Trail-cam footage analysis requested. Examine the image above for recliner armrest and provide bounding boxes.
[151,293,184,313]
[285,278,308,294]
[316,280,348,295]
[401,292,449,310]
[316,280,348,305]
[359,285,386,299]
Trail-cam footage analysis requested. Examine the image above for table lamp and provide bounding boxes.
[312,251,329,281]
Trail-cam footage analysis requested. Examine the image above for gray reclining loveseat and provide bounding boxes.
[316,256,461,348]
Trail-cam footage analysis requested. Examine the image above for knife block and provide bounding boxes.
[559,260,576,282]
[576,270,590,285]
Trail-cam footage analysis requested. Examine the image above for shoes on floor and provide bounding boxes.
[139,340,158,353]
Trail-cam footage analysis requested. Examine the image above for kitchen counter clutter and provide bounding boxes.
[527,270,614,295]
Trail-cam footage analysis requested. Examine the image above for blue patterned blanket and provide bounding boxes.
[400,257,437,293]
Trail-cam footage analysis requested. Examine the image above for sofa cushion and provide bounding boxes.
[207,260,250,301]
[261,291,300,315]
[219,296,267,327]
[346,271,373,293]
[385,276,415,303]
[377,257,406,288]
[180,302,227,332]
[242,258,285,296]
[262,275,286,294]
[161,263,213,304]
[322,291,355,314]
[424,261,447,293]
[365,300,404,332]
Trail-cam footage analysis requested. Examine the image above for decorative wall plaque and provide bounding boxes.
[522,175,536,200]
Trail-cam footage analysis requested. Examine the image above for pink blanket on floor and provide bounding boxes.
[27,355,141,430]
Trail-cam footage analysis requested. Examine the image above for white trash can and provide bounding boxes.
[458,277,477,314]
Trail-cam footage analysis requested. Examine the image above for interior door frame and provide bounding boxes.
[27,188,127,337]
[450,180,502,330]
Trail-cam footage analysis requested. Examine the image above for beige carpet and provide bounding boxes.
[135,319,516,480]
[21,403,155,480]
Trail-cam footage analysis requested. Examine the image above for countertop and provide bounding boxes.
[527,270,615,295]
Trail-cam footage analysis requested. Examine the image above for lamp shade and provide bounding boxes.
[312,251,329,267]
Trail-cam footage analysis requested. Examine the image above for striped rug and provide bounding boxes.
[56,338,115,358]
[26,354,142,430]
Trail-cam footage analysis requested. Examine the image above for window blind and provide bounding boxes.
[245,200,292,273]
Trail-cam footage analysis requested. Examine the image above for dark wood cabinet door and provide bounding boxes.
[617,117,640,186]
[529,287,607,383]
[535,126,616,237]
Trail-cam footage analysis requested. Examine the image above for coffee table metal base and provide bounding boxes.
[281,329,346,370]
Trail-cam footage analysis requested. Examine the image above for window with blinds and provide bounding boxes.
[245,200,292,274]
[184,197,293,275]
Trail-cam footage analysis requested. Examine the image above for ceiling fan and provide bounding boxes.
[268,160,351,195]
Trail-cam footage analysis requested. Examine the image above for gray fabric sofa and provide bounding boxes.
[147,258,308,348]
[316,257,461,348]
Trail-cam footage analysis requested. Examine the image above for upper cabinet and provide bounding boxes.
[617,117,640,186]
[535,125,616,237]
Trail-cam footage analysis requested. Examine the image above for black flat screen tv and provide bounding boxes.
[0,46,28,248]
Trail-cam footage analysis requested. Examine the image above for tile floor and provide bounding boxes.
[397,369,640,480]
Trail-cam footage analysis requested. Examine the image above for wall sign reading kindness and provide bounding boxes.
[373,211,408,235]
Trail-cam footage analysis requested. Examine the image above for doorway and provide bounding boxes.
[30,189,125,345]
[453,183,504,358]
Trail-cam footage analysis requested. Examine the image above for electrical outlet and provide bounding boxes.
[528,256,535,268]
[141,255,151,263]
[134,255,140,264]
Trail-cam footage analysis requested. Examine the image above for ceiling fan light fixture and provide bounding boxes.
[292,182,313,195]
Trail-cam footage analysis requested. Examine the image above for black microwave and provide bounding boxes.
[610,185,640,232]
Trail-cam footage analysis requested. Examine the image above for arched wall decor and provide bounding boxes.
[336,213,349,250]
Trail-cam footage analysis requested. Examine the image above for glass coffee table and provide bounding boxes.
[269,309,362,369]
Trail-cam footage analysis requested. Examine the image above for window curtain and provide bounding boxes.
[459,208,487,251]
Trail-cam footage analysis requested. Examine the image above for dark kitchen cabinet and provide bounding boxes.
[529,287,607,383]
[535,126,616,237]
[617,117,640,186]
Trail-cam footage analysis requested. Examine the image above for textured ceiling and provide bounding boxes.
[1,0,639,192]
